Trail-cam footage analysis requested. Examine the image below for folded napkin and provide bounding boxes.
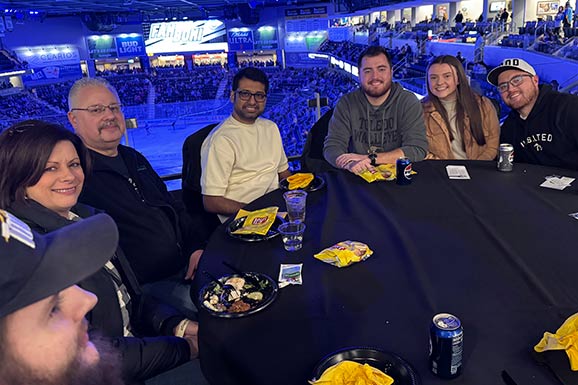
[535,312,578,371]
[232,206,278,236]
[314,240,373,268]
[286,173,315,190]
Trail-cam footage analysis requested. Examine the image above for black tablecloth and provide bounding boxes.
[191,160,578,385]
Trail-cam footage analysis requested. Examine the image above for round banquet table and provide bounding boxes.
[191,160,578,385]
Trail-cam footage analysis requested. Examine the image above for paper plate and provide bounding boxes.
[280,175,325,192]
[226,215,284,242]
[311,347,420,385]
[198,272,278,318]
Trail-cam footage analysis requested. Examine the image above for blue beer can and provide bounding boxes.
[396,157,412,185]
[429,313,463,379]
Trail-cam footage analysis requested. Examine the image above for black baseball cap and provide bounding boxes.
[0,210,118,319]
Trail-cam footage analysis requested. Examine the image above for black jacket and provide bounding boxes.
[500,85,578,170]
[9,200,190,384]
[79,145,209,284]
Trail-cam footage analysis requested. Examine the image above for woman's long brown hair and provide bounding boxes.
[424,55,486,148]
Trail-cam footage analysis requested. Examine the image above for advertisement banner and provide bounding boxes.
[14,45,82,85]
[23,64,83,82]
[285,52,329,67]
[285,6,327,19]
[14,46,80,67]
[145,20,227,54]
[115,34,146,57]
[254,27,278,50]
[228,30,254,51]
[87,36,118,59]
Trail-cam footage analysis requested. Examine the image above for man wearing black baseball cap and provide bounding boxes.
[0,210,124,385]
[487,58,578,169]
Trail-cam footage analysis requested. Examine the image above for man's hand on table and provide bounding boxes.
[185,249,203,280]
[336,153,375,175]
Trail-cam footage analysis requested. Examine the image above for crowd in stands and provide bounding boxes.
[318,40,367,64]
[0,80,13,89]
[2,25,577,159]
[0,64,356,160]
[0,91,62,130]
[32,80,75,112]
[238,58,278,67]
[265,67,357,157]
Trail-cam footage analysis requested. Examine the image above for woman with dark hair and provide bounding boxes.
[422,55,500,160]
[0,120,198,385]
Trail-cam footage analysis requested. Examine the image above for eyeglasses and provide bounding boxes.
[497,74,533,93]
[236,90,267,102]
[70,103,123,115]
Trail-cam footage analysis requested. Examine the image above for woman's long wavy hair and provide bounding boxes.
[424,55,486,147]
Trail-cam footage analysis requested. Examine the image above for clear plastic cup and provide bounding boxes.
[278,222,306,251]
[283,189,307,223]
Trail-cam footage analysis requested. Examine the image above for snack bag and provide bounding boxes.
[314,240,373,268]
[287,173,315,190]
[358,164,415,183]
[534,311,578,370]
[232,207,278,236]
[309,360,394,385]
[358,164,395,183]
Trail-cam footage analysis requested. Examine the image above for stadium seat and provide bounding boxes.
[300,108,335,173]
[181,123,221,231]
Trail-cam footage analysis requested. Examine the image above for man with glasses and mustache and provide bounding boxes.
[201,67,291,221]
[487,58,578,169]
[67,78,210,320]
[324,46,428,174]
[0,210,124,385]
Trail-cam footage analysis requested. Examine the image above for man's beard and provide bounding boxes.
[0,334,125,385]
[361,80,391,99]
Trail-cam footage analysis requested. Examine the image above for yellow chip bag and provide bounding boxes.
[232,207,278,236]
[314,240,373,268]
[358,164,415,183]
[309,360,394,385]
[287,173,315,190]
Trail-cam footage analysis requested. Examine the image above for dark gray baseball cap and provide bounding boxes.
[0,210,118,318]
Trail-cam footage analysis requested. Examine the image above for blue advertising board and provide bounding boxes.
[115,34,146,57]
[254,27,278,50]
[87,36,117,59]
[228,30,254,51]
[15,45,82,85]
[285,52,329,67]
[24,64,83,82]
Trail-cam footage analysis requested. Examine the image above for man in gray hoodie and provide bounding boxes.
[324,46,428,174]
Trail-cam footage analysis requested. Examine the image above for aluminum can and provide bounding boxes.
[497,143,514,172]
[429,313,463,379]
[396,157,412,185]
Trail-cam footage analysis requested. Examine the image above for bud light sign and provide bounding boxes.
[115,35,145,57]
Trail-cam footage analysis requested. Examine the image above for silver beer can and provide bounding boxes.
[497,143,514,172]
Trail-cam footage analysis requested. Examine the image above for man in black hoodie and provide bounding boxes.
[487,58,578,170]
[67,77,210,319]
